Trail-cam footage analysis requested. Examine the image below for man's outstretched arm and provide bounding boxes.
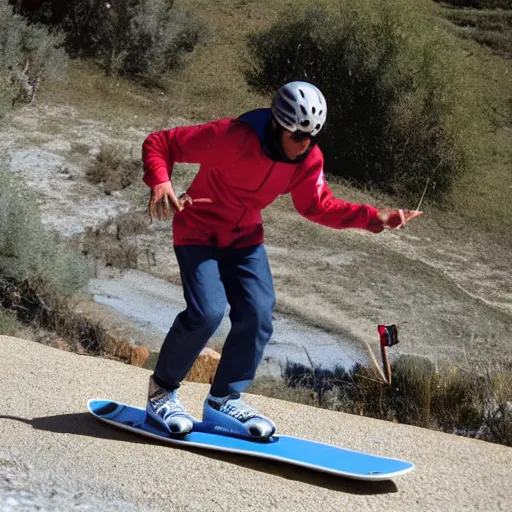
[290,158,422,232]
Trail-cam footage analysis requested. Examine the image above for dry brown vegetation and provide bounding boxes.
[0,275,151,368]
[81,213,150,270]
[250,356,512,447]
[86,144,141,195]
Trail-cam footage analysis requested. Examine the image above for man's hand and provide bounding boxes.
[147,181,212,222]
[148,181,182,222]
[368,209,423,233]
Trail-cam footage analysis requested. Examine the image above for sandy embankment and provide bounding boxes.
[1,335,511,512]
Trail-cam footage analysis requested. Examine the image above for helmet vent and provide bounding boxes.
[300,105,307,115]
[282,89,295,102]
[312,107,316,114]
[299,89,305,98]
[301,120,310,127]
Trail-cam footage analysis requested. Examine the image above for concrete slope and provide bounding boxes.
[0,336,510,512]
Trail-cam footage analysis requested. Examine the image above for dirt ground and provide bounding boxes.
[1,101,511,370]
[2,335,511,512]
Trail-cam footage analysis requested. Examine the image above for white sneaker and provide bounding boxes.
[146,376,194,435]
[203,394,276,440]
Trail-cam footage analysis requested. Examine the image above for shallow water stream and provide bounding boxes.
[89,269,368,377]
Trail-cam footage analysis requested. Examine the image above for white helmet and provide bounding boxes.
[271,81,327,136]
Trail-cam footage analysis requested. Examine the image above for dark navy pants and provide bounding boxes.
[153,244,275,398]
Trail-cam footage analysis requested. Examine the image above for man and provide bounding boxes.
[142,81,422,439]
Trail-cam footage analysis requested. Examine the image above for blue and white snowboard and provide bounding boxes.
[87,399,414,481]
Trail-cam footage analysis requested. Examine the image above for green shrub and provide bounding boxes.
[246,0,483,202]
[16,0,204,83]
[0,169,89,297]
[0,308,22,336]
[117,2,204,81]
[0,1,67,114]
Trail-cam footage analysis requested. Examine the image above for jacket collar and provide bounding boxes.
[238,108,311,164]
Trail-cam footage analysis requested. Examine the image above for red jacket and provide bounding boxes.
[142,110,381,248]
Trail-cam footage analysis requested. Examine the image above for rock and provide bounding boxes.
[113,339,132,360]
[184,347,221,384]
[129,345,150,367]
[112,338,150,367]
[49,338,69,351]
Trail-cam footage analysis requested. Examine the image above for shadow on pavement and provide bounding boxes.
[1,413,399,495]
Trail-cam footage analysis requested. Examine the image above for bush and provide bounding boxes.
[0,169,89,297]
[86,144,140,194]
[0,1,67,114]
[278,355,512,446]
[246,0,483,202]
[15,0,204,83]
[431,366,486,432]
[0,308,22,336]
[283,360,352,407]
[480,363,512,446]
[0,273,110,355]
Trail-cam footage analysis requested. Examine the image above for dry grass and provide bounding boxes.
[257,356,512,446]
[86,143,141,195]
[443,7,512,59]
[37,59,170,130]
[162,0,288,120]
[248,376,322,408]
[439,4,512,231]
[81,212,150,270]
[0,274,152,367]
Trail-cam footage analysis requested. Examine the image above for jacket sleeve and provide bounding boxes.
[142,120,229,189]
[290,153,382,231]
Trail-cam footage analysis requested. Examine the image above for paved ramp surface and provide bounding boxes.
[0,336,510,511]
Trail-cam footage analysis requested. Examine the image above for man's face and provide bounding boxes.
[279,128,313,161]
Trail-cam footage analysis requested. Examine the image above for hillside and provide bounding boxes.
[32,0,512,232]
[2,97,511,369]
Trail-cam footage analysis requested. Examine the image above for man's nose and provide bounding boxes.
[299,139,311,151]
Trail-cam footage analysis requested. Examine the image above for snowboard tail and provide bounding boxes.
[87,399,414,481]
